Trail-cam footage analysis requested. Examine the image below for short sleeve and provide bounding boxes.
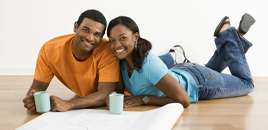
[143,54,168,85]
[98,51,120,82]
[34,46,54,83]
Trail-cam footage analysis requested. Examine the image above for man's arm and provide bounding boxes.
[105,71,125,109]
[50,82,117,112]
[23,79,49,111]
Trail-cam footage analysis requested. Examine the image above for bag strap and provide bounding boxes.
[173,45,191,64]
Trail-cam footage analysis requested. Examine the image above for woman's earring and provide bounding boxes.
[135,41,137,49]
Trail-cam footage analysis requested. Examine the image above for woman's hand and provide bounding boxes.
[124,96,143,108]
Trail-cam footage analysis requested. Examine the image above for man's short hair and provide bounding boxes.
[77,9,107,35]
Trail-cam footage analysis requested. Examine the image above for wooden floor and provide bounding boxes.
[0,76,267,130]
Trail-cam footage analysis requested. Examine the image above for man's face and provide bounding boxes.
[73,18,105,53]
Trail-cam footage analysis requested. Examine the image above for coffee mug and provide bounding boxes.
[32,91,51,113]
[109,94,124,114]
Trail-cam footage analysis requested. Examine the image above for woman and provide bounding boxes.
[107,13,255,108]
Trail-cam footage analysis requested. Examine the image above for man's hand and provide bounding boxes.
[50,95,72,112]
[23,79,49,112]
[123,96,143,108]
[106,91,117,109]
[23,90,37,111]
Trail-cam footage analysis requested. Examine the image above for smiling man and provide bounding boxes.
[23,9,120,112]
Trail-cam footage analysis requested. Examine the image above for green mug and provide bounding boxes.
[32,91,51,113]
[109,94,124,114]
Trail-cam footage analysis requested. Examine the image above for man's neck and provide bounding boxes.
[71,41,92,62]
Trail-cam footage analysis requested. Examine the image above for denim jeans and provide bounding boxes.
[158,53,174,69]
[163,27,254,100]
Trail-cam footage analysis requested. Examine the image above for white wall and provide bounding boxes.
[0,0,267,76]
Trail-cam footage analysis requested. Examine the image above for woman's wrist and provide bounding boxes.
[143,96,149,105]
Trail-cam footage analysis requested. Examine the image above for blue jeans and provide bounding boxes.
[162,27,254,100]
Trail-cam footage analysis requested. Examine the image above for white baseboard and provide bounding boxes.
[0,67,267,77]
[0,67,35,75]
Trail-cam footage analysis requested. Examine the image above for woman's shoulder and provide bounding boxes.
[144,51,164,65]
[144,51,157,61]
[142,51,168,71]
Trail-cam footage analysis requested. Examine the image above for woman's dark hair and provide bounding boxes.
[77,9,107,35]
[107,16,152,71]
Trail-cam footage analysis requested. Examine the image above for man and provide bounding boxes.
[23,9,119,112]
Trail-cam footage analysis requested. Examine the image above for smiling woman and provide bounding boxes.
[106,15,255,108]
[106,16,192,108]
[107,16,152,71]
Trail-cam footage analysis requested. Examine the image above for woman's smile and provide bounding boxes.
[116,48,125,53]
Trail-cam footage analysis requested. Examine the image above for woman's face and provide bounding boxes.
[109,24,138,60]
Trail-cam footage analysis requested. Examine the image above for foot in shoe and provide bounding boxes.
[237,13,256,37]
[219,18,231,34]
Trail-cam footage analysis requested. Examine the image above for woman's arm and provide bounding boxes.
[155,73,190,107]
[123,95,176,108]
[124,73,190,108]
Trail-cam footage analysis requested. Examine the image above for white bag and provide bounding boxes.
[169,45,190,65]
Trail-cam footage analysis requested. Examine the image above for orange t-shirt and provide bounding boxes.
[34,34,120,97]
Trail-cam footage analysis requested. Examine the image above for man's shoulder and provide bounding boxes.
[42,34,75,51]
[100,38,109,44]
[93,38,112,55]
[98,38,110,50]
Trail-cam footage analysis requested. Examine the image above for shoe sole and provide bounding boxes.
[239,13,256,34]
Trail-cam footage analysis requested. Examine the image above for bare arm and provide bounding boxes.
[23,79,49,111]
[70,82,116,109]
[50,82,117,112]
[115,71,125,94]
[155,73,190,107]
[105,72,125,109]
[124,74,190,108]
[23,79,117,112]
[26,79,49,95]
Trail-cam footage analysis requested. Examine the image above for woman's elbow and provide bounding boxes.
[182,100,190,108]
[177,96,190,108]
